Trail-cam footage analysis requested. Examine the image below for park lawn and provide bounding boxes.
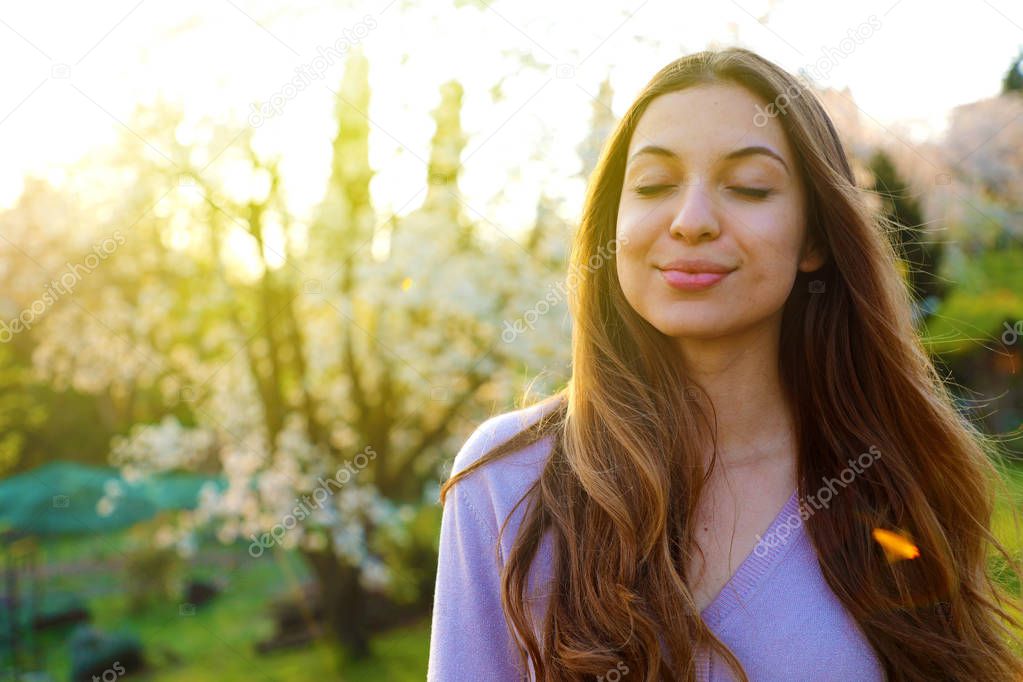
[992,459,1023,546]
[111,556,430,681]
[32,542,431,681]
[991,459,1023,650]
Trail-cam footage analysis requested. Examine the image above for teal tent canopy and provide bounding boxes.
[0,461,225,536]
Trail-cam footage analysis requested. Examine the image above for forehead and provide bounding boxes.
[627,83,793,165]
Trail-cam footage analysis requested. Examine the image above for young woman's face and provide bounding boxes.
[615,82,823,341]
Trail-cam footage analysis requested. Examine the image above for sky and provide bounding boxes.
[1,0,1021,237]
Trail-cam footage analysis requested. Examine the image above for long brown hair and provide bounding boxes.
[440,47,1023,681]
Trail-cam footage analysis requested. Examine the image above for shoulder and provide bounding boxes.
[451,398,560,479]
[429,400,562,681]
[445,398,561,546]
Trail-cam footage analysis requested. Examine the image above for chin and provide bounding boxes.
[650,316,733,340]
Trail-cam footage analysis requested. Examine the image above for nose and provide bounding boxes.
[669,179,721,243]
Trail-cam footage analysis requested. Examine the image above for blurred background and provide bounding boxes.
[0,0,1021,679]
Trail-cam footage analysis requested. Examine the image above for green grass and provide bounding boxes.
[992,460,1023,547]
[132,551,431,682]
[5,539,431,681]
[990,459,1023,654]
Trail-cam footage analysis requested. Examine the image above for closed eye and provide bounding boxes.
[633,185,773,199]
[729,187,772,199]
[633,184,674,197]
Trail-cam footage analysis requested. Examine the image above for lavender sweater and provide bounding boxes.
[427,402,885,681]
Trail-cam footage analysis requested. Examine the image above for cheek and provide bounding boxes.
[747,207,805,263]
[615,207,639,244]
[615,206,652,272]
[614,237,654,306]
[615,241,641,282]
[740,219,805,294]
[617,199,669,240]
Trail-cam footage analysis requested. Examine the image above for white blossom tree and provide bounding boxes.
[23,48,580,656]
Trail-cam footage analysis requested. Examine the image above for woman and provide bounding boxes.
[427,47,1023,681]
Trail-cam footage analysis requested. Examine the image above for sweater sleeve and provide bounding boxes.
[426,466,527,681]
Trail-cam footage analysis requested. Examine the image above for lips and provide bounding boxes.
[656,258,736,291]
[657,258,736,274]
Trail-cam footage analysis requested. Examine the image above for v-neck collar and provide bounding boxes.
[698,488,802,630]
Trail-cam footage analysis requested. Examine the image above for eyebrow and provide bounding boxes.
[626,144,790,175]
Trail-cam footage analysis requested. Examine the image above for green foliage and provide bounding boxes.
[868,149,945,307]
[989,552,1022,598]
[1003,49,1023,95]
[923,249,1023,355]
[990,462,1023,601]
[372,503,443,605]
[0,343,47,476]
[123,534,181,613]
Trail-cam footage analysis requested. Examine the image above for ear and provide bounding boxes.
[798,230,827,273]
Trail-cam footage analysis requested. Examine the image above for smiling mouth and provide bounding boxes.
[658,268,732,291]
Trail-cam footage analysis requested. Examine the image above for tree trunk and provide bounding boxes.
[302,549,371,660]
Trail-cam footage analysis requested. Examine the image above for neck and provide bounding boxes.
[675,318,796,473]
